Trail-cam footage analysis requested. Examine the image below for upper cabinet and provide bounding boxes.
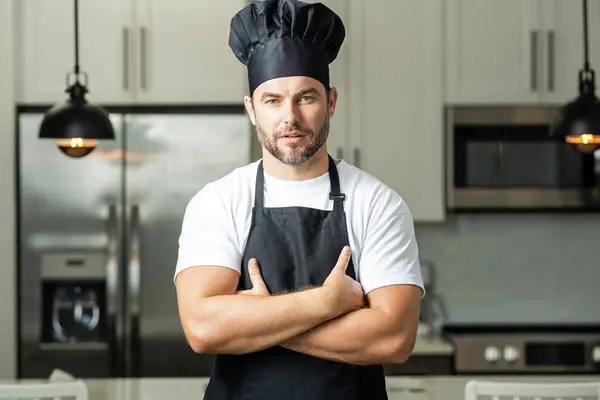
[15,0,247,105]
[445,0,600,105]
[348,0,445,222]
[133,0,247,104]
[540,0,600,104]
[15,0,132,105]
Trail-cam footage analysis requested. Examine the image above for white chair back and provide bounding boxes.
[465,380,600,400]
[0,381,88,400]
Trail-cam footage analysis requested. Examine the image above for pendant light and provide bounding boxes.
[38,0,115,158]
[550,0,600,153]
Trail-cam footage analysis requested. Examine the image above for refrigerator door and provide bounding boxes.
[124,112,252,377]
[17,112,125,378]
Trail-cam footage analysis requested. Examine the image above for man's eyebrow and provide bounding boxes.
[259,87,321,101]
[260,92,283,101]
[295,87,321,98]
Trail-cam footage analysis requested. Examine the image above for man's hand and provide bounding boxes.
[236,258,270,296]
[236,247,365,317]
[323,246,365,314]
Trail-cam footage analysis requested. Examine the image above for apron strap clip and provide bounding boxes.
[329,193,345,201]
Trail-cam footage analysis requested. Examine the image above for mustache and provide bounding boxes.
[276,125,313,137]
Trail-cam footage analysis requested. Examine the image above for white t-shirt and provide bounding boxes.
[174,159,425,297]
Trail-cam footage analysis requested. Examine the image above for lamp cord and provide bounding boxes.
[583,0,590,72]
[74,0,80,76]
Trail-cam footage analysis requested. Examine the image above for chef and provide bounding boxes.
[174,0,425,399]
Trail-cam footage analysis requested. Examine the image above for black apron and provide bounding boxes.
[203,155,388,400]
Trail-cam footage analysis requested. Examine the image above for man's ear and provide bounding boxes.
[244,95,256,126]
[327,87,338,119]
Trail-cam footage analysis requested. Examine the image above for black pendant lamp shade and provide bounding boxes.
[38,0,115,158]
[551,0,600,153]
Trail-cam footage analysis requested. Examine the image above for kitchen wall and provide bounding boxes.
[415,212,600,325]
[0,0,17,379]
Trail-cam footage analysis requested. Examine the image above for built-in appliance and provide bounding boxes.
[444,325,600,374]
[16,106,252,378]
[446,106,600,210]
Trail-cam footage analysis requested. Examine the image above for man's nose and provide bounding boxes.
[282,100,299,125]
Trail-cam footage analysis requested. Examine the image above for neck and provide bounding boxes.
[262,146,332,181]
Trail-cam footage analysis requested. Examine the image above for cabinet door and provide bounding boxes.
[15,0,132,104]
[351,0,445,222]
[445,0,541,104]
[539,0,600,104]
[134,0,247,104]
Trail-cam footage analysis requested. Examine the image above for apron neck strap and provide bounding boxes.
[327,155,345,212]
[254,155,345,212]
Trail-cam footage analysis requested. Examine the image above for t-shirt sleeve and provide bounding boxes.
[357,187,425,297]
[173,183,242,283]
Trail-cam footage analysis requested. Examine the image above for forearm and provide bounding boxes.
[281,307,411,365]
[186,287,337,355]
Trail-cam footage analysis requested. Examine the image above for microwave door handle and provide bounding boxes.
[498,141,504,171]
[125,204,141,377]
[495,140,504,174]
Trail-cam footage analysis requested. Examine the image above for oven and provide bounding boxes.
[444,325,600,375]
[446,106,600,210]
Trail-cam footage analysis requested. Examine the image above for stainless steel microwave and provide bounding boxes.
[446,106,600,210]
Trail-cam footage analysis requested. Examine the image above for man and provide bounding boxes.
[174,0,424,399]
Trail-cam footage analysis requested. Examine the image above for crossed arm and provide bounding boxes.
[175,262,422,365]
[175,183,422,365]
[278,283,421,365]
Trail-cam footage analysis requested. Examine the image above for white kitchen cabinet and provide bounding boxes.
[445,0,540,104]
[445,0,600,105]
[539,0,600,104]
[15,0,247,105]
[347,0,445,222]
[15,0,131,104]
[134,0,246,104]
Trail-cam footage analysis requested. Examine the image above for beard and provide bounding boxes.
[255,113,330,165]
[255,115,329,165]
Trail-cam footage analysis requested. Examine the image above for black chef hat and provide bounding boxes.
[228,0,345,95]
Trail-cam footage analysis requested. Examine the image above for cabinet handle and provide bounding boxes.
[547,30,555,92]
[353,148,360,168]
[122,27,129,90]
[140,27,147,90]
[336,147,343,160]
[530,30,538,92]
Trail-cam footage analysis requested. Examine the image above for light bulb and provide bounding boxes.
[565,133,600,153]
[56,137,98,158]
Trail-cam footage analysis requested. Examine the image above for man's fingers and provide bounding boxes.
[334,246,351,272]
[248,258,268,291]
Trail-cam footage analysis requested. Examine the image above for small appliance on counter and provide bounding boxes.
[417,260,447,339]
[443,324,600,375]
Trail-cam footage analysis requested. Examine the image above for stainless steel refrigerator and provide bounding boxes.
[17,106,252,378]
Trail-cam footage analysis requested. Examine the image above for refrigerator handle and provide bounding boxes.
[125,204,141,376]
[106,204,122,374]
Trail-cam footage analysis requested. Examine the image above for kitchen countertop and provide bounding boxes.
[4,376,600,400]
[411,335,454,356]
